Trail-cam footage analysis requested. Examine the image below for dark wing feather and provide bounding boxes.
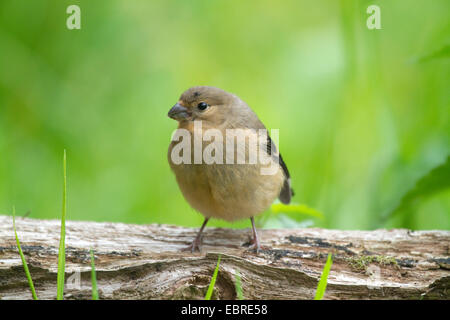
[266,135,294,204]
[237,104,294,204]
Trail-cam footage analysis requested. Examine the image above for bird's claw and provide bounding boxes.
[243,236,262,254]
[247,243,261,254]
[181,237,203,253]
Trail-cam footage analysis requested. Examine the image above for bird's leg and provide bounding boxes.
[247,217,261,253]
[182,218,209,252]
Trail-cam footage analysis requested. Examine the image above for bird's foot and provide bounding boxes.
[247,243,261,254]
[243,236,262,254]
[181,237,203,253]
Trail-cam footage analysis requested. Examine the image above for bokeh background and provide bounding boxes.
[0,0,449,230]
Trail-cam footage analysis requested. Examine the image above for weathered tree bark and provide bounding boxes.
[0,216,448,300]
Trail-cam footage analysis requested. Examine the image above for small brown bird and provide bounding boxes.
[168,86,293,252]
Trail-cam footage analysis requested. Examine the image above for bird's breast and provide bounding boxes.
[168,132,284,221]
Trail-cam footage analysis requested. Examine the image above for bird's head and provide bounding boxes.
[168,86,236,127]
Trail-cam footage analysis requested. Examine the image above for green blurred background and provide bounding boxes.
[0,0,449,230]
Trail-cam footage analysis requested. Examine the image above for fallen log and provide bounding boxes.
[0,216,448,300]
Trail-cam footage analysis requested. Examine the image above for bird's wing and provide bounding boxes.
[266,135,294,204]
[237,104,294,204]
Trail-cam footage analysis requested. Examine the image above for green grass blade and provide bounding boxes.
[12,206,38,300]
[413,43,450,63]
[314,253,333,300]
[90,248,99,300]
[271,203,324,220]
[56,149,67,300]
[205,255,221,300]
[379,156,450,226]
[234,271,244,300]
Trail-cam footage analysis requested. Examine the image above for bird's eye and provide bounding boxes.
[197,102,208,111]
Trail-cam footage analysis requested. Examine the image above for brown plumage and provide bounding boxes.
[167,86,293,252]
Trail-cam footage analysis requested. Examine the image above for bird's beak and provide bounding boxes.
[168,103,190,120]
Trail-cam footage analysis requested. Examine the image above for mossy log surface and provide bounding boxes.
[0,216,448,300]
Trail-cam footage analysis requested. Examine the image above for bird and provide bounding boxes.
[167,86,293,252]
